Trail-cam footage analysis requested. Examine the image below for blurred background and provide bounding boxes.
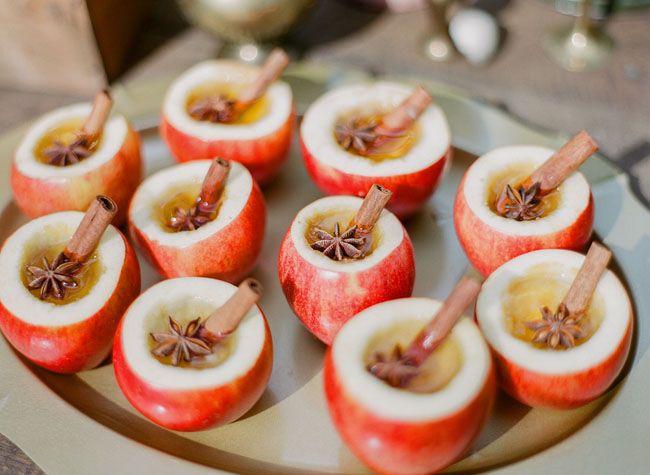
[0,0,648,198]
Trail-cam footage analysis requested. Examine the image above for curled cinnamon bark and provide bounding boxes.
[81,90,113,140]
[236,48,289,110]
[63,195,117,263]
[353,184,393,237]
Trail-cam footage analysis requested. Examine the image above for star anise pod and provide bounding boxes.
[526,303,586,349]
[26,253,82,300]
[168,201,218,232]
[334,118,380,155]
[367,345,420,388]
[311,223,365,261]
[43,136,92,167]
[188,95,236,123]
[150,317,213,366]
[501,182,544,221]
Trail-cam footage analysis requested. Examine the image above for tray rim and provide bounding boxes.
[0,62,649,475]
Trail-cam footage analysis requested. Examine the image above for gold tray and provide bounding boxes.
[0,63,648,474]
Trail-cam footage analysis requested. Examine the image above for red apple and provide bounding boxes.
[0,211,140,373]
[325,297,495,475]
[160,60,295,185]
[454,145,594,276]
[113,277,273,431]
[300,82,451,218]
[476,248,633,408]
[11,103,142,225]
[278,195,415,345]
[129,160,265,284]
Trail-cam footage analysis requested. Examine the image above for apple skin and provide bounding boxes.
[160,107,295,185]
[489,314,633,409]
[454,173,594,276]
[0,232,140,374]
[324,350,496,475]
[278,229,415,345]
[129,180,266,284]
[11,126,142,225]
[112,311,273,431]
[301,138,451,219]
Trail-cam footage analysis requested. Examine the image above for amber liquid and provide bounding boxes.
[486,162,562,218]
[21,243,101,305]
[148,311,237,369]
[32,118,102,165]
[364,319,463,394]
[157,183,224,233]
[305,209,382,259]
[186,81,269,125]
[334,109,420,162]
[502,263,605,349]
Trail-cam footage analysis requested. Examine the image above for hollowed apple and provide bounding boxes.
[278,195,415,345]
[454,145,593,276]
[476,248,633,408]
[113,277,273,431]
[11,102,142,224]
[0,211,140,373]
[300,82,451,218]
[325,298,495,475]
[160,60,295,185]
[129,160,265,283]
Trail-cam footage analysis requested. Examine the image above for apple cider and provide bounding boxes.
[364,319,464,394]
[186,81,269,125]
[334,108,420,162]
[486,162,562,217]
[32,118,102,164]
[157,183,224,232]
[305,208,382,259]
[21,243,101,305]
[502,263,605,348]
[147,303,237,369]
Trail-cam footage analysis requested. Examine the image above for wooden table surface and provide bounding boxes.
[1,1,649,473]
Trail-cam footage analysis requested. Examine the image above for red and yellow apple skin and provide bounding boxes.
[128,162,266,284]
[278,197,415,345]
[301,139,451,219]
[113,313,273,432]
[0,231,140,374]
[488,313,632,409]
[11,126,142,225]
[160,109,295,186]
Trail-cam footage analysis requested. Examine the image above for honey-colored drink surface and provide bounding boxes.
[146,298,236,369]
[486,162,562,217]
[364,319,463,394]
[305,208,382,259]
[186,81,269,124]
[21,242,101,305]
[335,108,420,162]
[157,182,224,232]
[32,118,102,164]
[502,263,605,348]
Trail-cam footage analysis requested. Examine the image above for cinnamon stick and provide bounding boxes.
[63,195,117,263]
[495,131,598,214]
[236,48,289,108]
[375,85,432,136]
[353,184,393,237]
[200,278,262,343]
[561,242,612,317]
[197,158,231,211]
[81,90,113,140]
[402,277,482,366]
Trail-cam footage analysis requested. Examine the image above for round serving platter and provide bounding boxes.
[0,63,648,474]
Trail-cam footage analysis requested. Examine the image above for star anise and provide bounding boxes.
[334,118,379,155]
[501,182,544,221]
[168,201,218,232]
[26,253,82,300]
[367,345,420,388]
[526,304,586,349]
[150,317,213,366]
[311,223,365,261]
[188,95,236,123]
[43,136,92,167]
